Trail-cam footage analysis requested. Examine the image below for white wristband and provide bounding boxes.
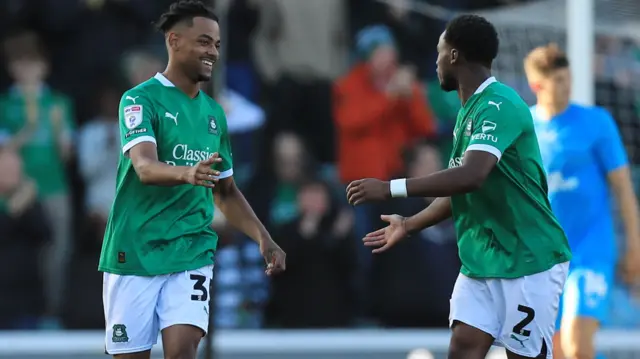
[389,178,408,198]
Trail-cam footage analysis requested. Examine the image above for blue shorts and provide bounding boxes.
[555,264,615,330]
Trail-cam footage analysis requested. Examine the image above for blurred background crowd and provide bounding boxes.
[0,0,640,333]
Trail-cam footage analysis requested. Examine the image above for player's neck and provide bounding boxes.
[457,66,492,106]
[15,82,44,97]
[162,67,199,98]
[535,102,569,121]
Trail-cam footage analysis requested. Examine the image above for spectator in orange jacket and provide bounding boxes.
[333,25,436,319]
[333,25,436,185]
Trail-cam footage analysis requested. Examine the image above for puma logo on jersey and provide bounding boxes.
[125,96,139,103]
[165,112,179,125]
[488,101,502,110]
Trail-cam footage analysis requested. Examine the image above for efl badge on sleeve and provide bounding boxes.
[123,105,143,129]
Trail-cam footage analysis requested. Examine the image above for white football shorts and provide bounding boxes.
[103,264,214,355]
[449,261,569,359]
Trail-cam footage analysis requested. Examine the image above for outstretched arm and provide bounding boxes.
[347,99,520,205]
[402,150,496,198]
[362,197,452,253]
[404,197,452,233]
[346,150,497,205]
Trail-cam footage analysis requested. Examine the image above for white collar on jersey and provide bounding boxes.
[474,76,497,95]
[154,72,175,87]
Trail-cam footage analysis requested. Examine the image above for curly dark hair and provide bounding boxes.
[444,14,499,68]
[155,0,219,33]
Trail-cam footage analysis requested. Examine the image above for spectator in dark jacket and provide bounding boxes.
[264,179,357,328]
[370,141,460,328]
[0,143,51,329]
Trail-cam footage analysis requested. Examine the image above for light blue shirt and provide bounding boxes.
[531,103,627,266]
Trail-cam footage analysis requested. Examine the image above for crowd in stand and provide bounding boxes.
[0,0,639,330]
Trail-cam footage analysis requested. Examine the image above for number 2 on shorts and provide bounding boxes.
[512,305,535,337]
[190,274,208,301]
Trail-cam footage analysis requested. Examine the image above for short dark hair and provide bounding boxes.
[444,14,499,67]
[3,29,48,62]
[155,0,219,33]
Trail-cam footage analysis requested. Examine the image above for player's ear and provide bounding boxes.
[529,81,541,94]
[450,48,458,65]
[167,32,180,51]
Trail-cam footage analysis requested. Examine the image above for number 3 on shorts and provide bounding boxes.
[190,274,208,301]
[512,305,535,336]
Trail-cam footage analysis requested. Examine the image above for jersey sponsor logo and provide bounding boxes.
[124,127,147,138]
[582,269,608,309]
[123,105,143,129]
[165,112,179,125]
[469,121,498,142]
[112,324,129,343]
[208,115,218,135]
[125,95,139,104]
[448,156,463,168]
[488,101,502,110]
[471,133,498,143]
[547,172,579,193]
[465,118,473,136]
[165,144,217,166]
[482,121,496,133]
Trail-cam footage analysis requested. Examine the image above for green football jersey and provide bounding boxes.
[98,73,233,276]
[0,88,74,197]
[449,77,571,279]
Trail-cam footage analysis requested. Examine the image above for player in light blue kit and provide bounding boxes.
[525,43,640,359]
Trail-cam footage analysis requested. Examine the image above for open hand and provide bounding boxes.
[183,153,223,189]
[346,178,390,205]
[363,214,407,253]
[260,238,286,276]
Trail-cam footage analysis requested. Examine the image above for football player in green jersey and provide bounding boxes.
[347,15,570,359]
[99,1,285,358]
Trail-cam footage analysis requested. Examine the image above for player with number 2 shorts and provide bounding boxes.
[347,15,572,359]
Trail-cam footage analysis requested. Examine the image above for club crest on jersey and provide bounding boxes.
[208,115,218,135]
[465,118,473,136]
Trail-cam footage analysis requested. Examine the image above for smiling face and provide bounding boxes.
[167,16,220,83]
